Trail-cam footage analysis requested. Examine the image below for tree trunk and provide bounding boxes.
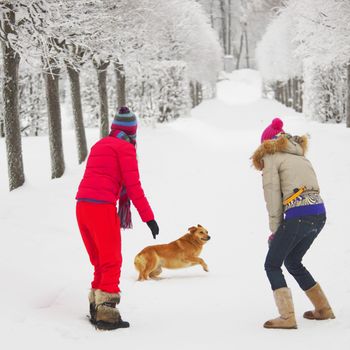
[284,84,289,106]
[94,61,110,138]
[296,79,300,112]
[196,82,203,105]
[299,78,304,112]
[191,81,195,107]
[228,0,232,55]
[115,61,126,107]
[44,66,65,179]
[190,81,196,107]
[244,27,250,68]
[66,65,87,164]
[2,6,25,191]
[277,83,282,103]
[272,84,277,101]
[274,82,279,102]
[292,78,298,111]
[219,0,227,55]
[279,83,286,105]
[347,64,350,127]
[0,119,5,137]
[274,88,278,102]
[287,79,292,107]
[209,0,215,27]
[285,81,289,106]
[236,33,244,70]
[276,81,280,103]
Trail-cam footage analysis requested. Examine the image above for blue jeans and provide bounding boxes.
[264,214,326,291]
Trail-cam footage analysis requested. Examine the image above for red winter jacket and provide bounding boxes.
[76,136,154,223]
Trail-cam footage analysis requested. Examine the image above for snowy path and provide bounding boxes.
[1,70,349,349]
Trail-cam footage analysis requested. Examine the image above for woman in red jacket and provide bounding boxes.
[76,106,159,330]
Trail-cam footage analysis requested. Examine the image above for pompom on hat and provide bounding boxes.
[111,106,137,141]
[260,117,284,143]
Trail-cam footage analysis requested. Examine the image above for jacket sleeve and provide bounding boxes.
[118,143,154,222]
[262,155,283,233]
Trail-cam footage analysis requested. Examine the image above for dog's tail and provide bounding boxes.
[134,253,148,281]
[134,253,146,272]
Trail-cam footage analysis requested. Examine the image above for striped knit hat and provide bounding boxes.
[111,106,137,142]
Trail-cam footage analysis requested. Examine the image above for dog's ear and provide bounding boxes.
[188,226,197,233]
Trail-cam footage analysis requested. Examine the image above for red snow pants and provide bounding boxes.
[76,201,122,293]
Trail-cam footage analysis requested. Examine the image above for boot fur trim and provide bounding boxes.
[88,289,95,304]
[95,289,120,306]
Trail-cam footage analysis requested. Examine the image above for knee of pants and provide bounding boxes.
[264,259,281,273]
[284,259,304,275]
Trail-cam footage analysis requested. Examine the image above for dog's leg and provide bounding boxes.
[149,266,162,280]
[139,258,158,281]
[138,263,152,281]
[186,257,209,272]
[137,273,146,281]
[137,268,150,281]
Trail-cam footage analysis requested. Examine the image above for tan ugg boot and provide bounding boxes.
[94,289,129,330]
[303,283,335,320]
[264,287,297,329]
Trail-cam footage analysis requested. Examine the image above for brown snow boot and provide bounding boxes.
[303,283,335,320]
[88,289,96,324]
[264,287,297,329]
[94,289,130,330]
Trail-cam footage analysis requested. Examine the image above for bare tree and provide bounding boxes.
[44,61,65,179]
[65,46,88,164]
[1,3,25,190]
[66,65,87,163]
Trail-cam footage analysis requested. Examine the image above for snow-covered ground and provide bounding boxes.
[1,70,349,349]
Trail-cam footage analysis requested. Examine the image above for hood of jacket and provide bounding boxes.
[251,133,308,171]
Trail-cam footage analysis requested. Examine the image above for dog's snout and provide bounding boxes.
[207,236,211,240]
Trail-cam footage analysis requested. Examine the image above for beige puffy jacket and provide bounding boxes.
[252,134,321,233]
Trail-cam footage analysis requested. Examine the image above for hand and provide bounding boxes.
[147,220,159,239]
[268,233,275,247]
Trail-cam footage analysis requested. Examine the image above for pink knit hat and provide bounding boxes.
[261,118,284,143]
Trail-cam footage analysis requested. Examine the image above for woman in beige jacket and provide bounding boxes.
[252,118,335,329]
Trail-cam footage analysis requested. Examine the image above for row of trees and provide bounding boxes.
[256,0,350,126]
[0,0,222,191]
[198,0,282,69]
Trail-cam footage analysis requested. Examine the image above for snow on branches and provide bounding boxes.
[290,0,350,66]
[128,61,191,123]
[256,0,350,124]
[256,6,302,83]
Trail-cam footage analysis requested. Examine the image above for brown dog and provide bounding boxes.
[134,224,211,281]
